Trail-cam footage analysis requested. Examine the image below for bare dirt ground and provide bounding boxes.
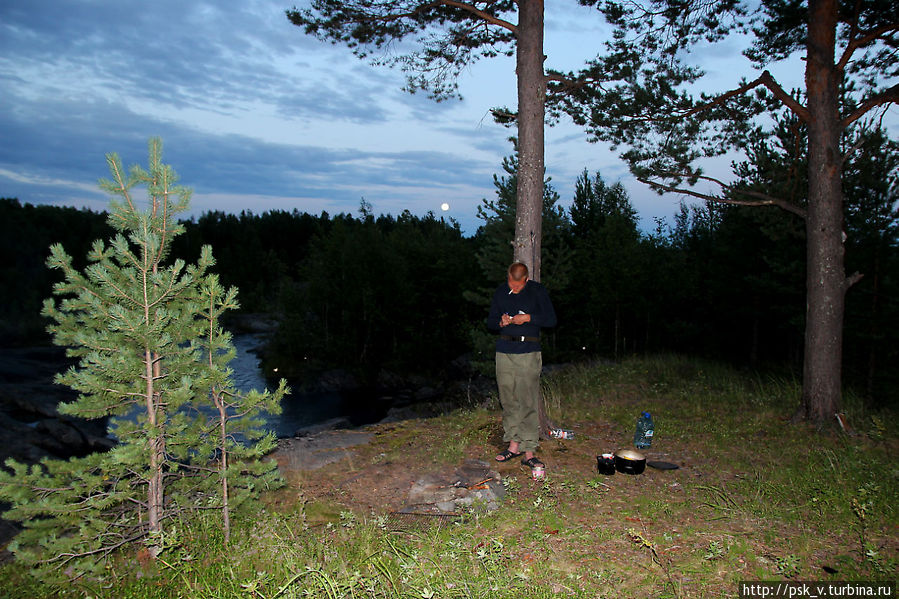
[268,412,696,517]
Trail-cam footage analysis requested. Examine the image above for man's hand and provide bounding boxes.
[510,313,530,325]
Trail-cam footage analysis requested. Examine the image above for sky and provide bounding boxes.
[0,1,870,236]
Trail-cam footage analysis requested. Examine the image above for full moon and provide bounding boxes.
[440,202,450,211]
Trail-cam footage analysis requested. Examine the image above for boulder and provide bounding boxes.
[0,345,112,466]
[315,369,360,392]
[293,417,353,437]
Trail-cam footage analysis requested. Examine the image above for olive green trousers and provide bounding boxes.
[495,351,542,453]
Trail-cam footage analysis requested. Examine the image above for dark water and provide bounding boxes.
[108,335,380,440]
[230,334,384,437]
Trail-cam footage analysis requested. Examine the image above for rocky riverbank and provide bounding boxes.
[0,345,113,467]
[0,345,116,561]
[0,336,494,467]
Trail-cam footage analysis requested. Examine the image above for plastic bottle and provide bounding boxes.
[550,428,575,440]
[633,411,654,449]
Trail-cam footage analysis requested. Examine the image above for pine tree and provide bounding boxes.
[192,276,286,544]
[468,141,570,435]
[0,138,285,579]
[559,0,899,423]
[567,170,641,358]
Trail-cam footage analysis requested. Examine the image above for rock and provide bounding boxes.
[376,369,406,389]
[402,459,503,514]
[34,418,114,456]
[447,353,476,378]
[0,345,115,466]
[455,496,474,508]
[315,369,360,392]
[0,414,49,465]
[2,386,70,419]
[293,417,353,437]
[224,313,280,334]
[0,518,19,564]
[454,459,498,485]
[408,475,459,506]
[36,418,87,449]
[272,430,374,471]
[414,386,439,401]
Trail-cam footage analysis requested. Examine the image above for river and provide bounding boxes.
[230,333,350,437]
[230,333,387,438]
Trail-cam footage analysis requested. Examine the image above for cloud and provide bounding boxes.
[0,68,500,232]
[0,0,718,236]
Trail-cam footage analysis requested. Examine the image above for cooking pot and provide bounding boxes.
[596,452,616,475]
[614,449,646,475]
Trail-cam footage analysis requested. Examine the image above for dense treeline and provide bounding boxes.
[0,200,115,342]
[1,136,896,401]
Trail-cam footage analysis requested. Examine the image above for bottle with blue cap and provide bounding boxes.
[633,411,654,449]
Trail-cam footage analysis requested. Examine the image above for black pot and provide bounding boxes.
[614,449,646,475]
[597,453,616,475]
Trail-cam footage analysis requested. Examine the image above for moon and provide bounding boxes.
[440,202,450,211]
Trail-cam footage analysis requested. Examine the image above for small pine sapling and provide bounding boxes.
[0,138,286,580]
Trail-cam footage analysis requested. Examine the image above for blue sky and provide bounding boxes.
[1,1,869,235]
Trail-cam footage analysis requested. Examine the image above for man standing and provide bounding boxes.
[488,262,557,471]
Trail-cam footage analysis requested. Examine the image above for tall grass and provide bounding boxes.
[2,354,896,598]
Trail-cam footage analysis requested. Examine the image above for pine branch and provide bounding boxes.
[146,266,185,310]
[842,83,899,128]
[156,169,170,267]
[106,155,136,215]
[545,71,587,92]
[846,271,865,289]
[93,268,143,308]
[682,71,809,123]
[639,172,807,218]
[836,21,899,72]
[442,1,516,33]
[43,531,148,573]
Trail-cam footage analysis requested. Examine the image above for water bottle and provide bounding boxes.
[634,411,654,449]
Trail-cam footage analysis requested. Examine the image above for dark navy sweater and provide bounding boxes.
[487,279,557,354]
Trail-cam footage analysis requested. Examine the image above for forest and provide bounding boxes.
[2,133,897,405]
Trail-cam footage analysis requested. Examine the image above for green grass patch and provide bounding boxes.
[2,355,896,598]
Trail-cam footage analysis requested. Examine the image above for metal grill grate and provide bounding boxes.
[387,510,461,531]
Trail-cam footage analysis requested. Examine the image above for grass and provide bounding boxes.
[1,354,897,598]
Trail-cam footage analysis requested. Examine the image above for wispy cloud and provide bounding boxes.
[0,0,716,235]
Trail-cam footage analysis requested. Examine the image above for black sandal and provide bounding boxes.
[495,449,523,462]
[521,457,545,468]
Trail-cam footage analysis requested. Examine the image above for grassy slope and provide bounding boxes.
[1,355,896,598]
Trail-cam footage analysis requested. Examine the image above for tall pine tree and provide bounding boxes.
[469,140,570,434]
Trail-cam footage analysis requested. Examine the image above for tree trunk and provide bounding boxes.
[800,0,844,424]
[146,351,165,555]
[514,1,556,438]
[217,396,231,544]
[513,0,545,282]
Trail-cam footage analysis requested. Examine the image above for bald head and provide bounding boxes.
[507,262,529,293]
[508,262,529,281]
